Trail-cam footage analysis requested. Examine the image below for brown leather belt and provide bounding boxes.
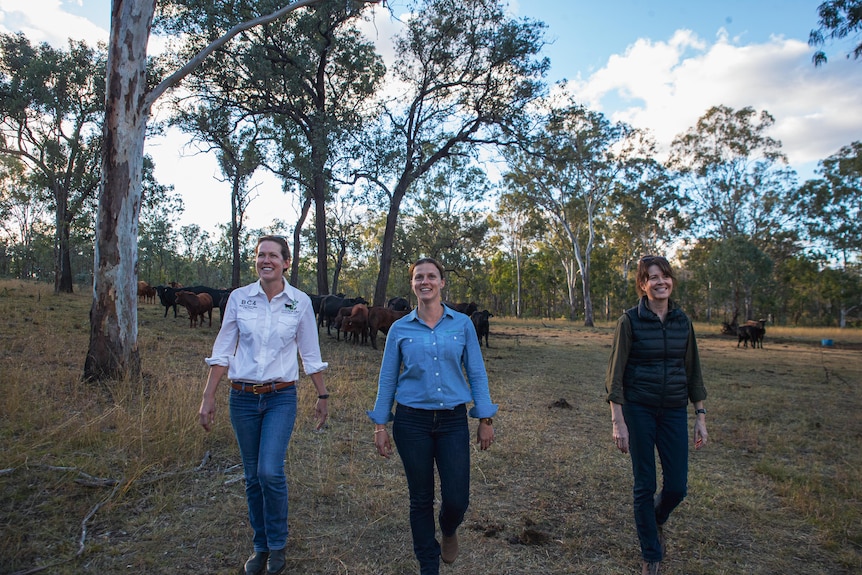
[231,381,296,394]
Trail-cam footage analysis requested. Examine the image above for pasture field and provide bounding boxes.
[1,279,861,575]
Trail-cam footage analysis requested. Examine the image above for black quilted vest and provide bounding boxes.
[623,297,691,408]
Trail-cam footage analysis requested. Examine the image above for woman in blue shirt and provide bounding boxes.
[368,257,497,575]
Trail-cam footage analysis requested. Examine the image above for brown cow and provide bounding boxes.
[368,306,409,350]
[174,291,213,328]
[137,281,154,303]
[342,303,370,345]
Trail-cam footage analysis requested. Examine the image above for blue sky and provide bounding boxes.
[1,0,860,234]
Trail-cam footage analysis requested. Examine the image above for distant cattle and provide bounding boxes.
[470,309,493,347]
[368,306,410,350]
[444,301,478,317]
[175,291,213,328]
[156,285,231,321]
[342,303,370,345]
[318,295,367,336]
[386,296,410,312]
[137,281,156,304]
[738,319,766,349]
[331,306,356,341]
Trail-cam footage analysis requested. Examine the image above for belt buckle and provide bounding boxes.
[252,384,267,394]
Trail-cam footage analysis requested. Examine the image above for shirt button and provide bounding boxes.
[435,373,439,376]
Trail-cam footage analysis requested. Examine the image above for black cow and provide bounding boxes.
[318,295,367,336]
[444,301,478,317]
[738,319,766,349]
[470,309,493,347]
[156,285,231,321]
[386,296,410,311]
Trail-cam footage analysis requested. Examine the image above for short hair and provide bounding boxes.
[635,255,675,297]
[256,235,291,262]
[409,257,445,280]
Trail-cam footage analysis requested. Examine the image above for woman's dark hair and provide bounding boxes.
[635,255,675,297]
[256,235,291,262]
[408,257,445,280]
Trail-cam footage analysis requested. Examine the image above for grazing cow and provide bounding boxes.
[470,309,493,347]
[368,306,410,350]
[156,285,231,321]
[737,319,766,349]
[331,306,356,341]
[318,295,367,336]
[342,303,370,345]
[175,291,213,328]
[137,281,156,304]
[386,296,410,312]
[444,301,478,317]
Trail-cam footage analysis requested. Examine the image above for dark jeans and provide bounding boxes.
[393,403,470,575]
[623,401,688,562]
[230,385,297,553]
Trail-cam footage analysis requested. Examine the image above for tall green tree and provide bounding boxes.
[809,0,862,65]
[504,102,665,326]
[171,0,384,295]
[0,33,105,293]
[796,141,861,267]
[668,105,798,256]
[352,0,548,307]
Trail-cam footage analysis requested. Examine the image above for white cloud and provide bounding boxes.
[0,0,107,46]
[561,29,862,174]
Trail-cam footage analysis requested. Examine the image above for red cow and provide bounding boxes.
[342,304,370,345]
[368,306,410,350]
[174,291,213,328]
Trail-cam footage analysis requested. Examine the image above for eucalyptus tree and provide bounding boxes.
[170,0,385,295]
[668,106,798,252]
[86,0,382,381]
[0,33,105,293]
[796,141,861,267]
[492,192,544,318]
[0,156,50,279]
[171,105,265,288]
[809,0,862,65]
[351,0,548,307]
[503,102,663,326]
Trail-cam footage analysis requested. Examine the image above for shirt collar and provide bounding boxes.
[252,278,296,304]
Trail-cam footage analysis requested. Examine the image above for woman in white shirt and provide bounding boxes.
[199,235,329,575]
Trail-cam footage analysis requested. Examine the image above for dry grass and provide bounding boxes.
[1,279,860,575]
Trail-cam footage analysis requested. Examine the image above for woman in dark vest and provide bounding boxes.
[605,255,708,575]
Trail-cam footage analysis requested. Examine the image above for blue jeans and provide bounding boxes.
[393,404,470,575]
[230,385,297,552]
[623,401,688,562]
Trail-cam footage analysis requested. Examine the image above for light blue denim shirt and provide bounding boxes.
[367,305,498,424]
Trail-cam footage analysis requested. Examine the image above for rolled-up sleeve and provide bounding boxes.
[206,291,238,367]
[295,294,328,375]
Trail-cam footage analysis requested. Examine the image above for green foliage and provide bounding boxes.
[809,0,862,65]
[796,141,861,266]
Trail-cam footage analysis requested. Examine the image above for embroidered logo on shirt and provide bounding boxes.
[284,300,298,313]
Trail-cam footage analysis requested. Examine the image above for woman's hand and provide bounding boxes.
[315,398,328,430]
[374,427,392,458]
[477,420,495,450]
[694,418,708,449]
[612,418,629,454]
[199,396,216,432]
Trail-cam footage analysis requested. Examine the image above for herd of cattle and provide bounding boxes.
[136,281,495,349]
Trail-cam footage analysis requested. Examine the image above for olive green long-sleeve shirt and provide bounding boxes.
[605,308,707,406]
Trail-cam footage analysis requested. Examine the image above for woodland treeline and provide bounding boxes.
[0,0,860,334]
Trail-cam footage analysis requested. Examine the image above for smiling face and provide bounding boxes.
[255,239,289,282]
[411,262,445,305]
[639,264,673,303]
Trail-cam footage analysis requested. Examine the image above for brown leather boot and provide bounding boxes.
[641,560,661,575]
[440,533,459,564]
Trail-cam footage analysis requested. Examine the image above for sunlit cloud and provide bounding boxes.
[560,29,862,171]
[0,0,107,46]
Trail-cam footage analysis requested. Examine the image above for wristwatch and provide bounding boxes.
[694,408,706,415]
[479,417,493,425]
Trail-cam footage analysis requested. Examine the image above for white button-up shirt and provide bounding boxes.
[206,279,327,383]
